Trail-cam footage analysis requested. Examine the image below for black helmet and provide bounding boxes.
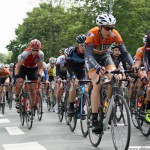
[111,43,119,50]
[76,34,86,44]
[146,30,150,44]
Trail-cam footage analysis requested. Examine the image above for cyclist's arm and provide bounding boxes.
[43,69,49,81]
[37,61,43,75]
[85,43,100,70]
[15,60,24,75]
[118,44,134,67]
[56,64,61,77]
[66,60,75,76]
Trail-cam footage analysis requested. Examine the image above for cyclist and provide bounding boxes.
[14,39,44,111]
[130,35,147,102]
[65,34,86,115]
[85,13,134,133]
[0,64,11,105]
[47,57,56,82]
[143,30,150,122]
[42,62,49,84]
[55,48,67,113]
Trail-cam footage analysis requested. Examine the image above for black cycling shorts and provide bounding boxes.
[18,65,38,80]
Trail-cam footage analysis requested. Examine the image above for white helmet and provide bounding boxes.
[96,13,116,26]
[143,35,147,43]
[49,57,56,64]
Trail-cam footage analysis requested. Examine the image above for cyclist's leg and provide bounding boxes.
[55,81,63,113]
[4,77,10,102]
[0,86,2,105]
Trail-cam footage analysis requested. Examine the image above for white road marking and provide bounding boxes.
[5,127,25,135]
[0,114,3,117]
[3,142,47,150]
[0,119,10,123]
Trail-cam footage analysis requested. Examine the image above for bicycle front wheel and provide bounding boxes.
[137,96,150,137]
[37,93,43,121]
[19,94,25,126]
[111,94,131,150]
[25,94,33,130]
[80,93,89,137]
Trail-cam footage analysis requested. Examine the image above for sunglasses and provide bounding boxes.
[78,44,85,46]
[103,26,114,31]
[31,49,39,52]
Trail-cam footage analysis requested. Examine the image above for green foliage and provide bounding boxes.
[6,0,150,63]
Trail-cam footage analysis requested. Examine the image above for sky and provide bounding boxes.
[0,0,42,54]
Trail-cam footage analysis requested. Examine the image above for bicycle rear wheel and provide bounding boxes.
[69,113,77,132]
[80,93,89,137]
[111,94,131,150]
[88,106,103,147]
[25,94,33,130]
[37,93,43,121]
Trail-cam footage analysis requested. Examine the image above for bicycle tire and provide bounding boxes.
[2,92,6,114]
[114,95,123,122]
[88,105,103,147]
[68,114,77,132]
[64,92,69,125]
[37,92,43,121]
[25,94,33,130]
[47,96,51,111]
[8,91,13,109]
[58,100,64,122]
[137,96,150,137]
[111,94,131,150]
[130,91,139,129]
[80,93,89,137]
[19,94,25,126]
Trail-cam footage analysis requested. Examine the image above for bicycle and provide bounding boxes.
[87,69,131,149]
[33,82,43,121]
[46,81,56,112]
[68,79,91,137]
[57,79,68,122]
[0,83,8,114]
[18,75,36,130]
[135,86,150,136]
[7,80,14,109]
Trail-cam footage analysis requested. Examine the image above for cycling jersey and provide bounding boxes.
[0,68,11,78]
[18,48,44,68]
[65,46,85,79]
[85,27,133,72]
[135,47,144,61]
[56,55,67,79]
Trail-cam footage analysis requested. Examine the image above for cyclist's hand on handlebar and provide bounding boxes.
[96,66,105,76]
[45,80,50,85]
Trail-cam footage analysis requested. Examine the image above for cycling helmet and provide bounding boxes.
[30,39,41,50]
[49,57,56,64]
[143,35,147,43]
[111,43,119,50]
[146,30,150,44]
[96,13,116,26]
[10,63,14,67]
[5,64,9,68]
[76,34,86,44]
[0,64,4,69]
[59,48,66,54]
